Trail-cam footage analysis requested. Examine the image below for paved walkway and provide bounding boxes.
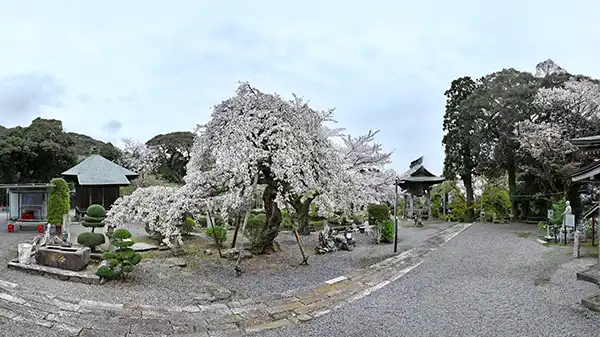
[0,223,472,336]
[256,223,600,337]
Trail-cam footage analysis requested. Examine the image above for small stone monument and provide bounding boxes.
[561,201,574,244]
[573,229,581,258]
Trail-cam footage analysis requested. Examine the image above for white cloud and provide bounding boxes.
[1,0,600,174]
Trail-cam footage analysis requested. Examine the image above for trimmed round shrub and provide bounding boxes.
[112,228,132,240]
[367,203,390,226]
[48,178,70,226]
[86,204,107,218]
[82,204,106,230]
[206,225,227,247]
[380,219,395,243]
[77,232,106,250]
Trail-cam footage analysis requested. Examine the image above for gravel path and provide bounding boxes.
[255,222,600,337]
[0,212,454,307]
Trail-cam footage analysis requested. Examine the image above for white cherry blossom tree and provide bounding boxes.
[184,82,339,253]
[119,138,159,187]
[104,186,195,247]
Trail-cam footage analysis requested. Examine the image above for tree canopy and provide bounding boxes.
[442,59,600,221]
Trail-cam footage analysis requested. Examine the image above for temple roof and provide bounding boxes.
[62,154,138,186]
[398,156,445,186]
[571,159,600,182]
[570,135,600,154]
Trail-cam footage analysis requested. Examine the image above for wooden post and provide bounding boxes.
[427,188,431,219]
[592,215,596,247]
[206,206,222,258]
[410,194,414,218]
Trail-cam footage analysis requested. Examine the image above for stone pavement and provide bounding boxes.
[0,222,472,336]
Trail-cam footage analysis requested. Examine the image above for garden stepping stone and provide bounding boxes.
[130,242,159,252]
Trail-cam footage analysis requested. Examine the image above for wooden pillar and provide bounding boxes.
[402,194,407,218]
[427,189,431,219]
[410,194,414,218]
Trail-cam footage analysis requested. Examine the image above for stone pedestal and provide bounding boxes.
[36,246,91,271]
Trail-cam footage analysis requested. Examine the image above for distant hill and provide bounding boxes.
[0,123,120,161]
[67,132,119,161]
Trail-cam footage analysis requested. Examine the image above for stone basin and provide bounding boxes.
[36,245,91,271]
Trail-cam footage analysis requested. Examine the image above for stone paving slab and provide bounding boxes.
[0,222,472,336]
[7,259,100,284]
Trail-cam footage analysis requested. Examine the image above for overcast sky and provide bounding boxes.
[1,1,599,174]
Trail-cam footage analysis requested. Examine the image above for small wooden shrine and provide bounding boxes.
[569,134,600,312]
[397,157,445,219]
[62,154,138,213]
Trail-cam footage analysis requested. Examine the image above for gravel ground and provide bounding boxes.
[0,212,454,306]
[255,222,600,337]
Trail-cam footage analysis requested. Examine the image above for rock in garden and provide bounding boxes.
[223,248,240,260]
[204,249,213,256]
[164,257,187,267]
[193,292,217,304]
[223,248,253,260]
[212,288,233,300]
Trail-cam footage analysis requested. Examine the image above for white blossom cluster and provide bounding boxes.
[105,82,398,243]
[534,78,600,122]
[104,186,193,247]
[119,138,159,174]
[183,82,341,216]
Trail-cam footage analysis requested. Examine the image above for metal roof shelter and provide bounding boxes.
[62,154,138,185]
[0,183,53,224]
[397,157,445,219]
[61,155,138,212]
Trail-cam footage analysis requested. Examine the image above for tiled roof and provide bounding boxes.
[62,155,138,186]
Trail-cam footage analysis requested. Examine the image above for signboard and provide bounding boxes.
[565,214,575,228]
[547,209,554,220]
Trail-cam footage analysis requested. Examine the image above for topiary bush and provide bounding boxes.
[206,225,227,247]
[77,232,106,250]
[380,219,394,243]
[96,229,142,281]
[79,204,107,250]
[367,203,390,226]
[48,178,70,227]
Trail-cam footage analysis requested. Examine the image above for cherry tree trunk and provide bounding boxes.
[252,184,282,254]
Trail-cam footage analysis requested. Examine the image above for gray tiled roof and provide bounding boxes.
[62,154,138,186]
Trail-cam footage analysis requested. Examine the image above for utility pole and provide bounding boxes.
[393,179,399,253]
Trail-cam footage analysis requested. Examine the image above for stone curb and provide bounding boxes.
[0,223,473,336]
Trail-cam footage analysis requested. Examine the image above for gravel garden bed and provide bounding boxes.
[0,212,454,307]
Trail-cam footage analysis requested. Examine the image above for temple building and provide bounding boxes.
[397,157,445,219]
[62,154,138,214]
[569,135,600,312]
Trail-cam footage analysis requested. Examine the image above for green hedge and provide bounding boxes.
[48,178,70,226]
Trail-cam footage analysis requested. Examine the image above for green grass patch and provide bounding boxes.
[515,231,534,238]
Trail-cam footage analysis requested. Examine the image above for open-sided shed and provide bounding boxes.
[61,154,138,213]
[397,157,445,219]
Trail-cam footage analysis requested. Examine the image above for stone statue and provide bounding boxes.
[564,201,572,216]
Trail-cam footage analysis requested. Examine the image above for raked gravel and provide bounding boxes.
[254,222,600,337]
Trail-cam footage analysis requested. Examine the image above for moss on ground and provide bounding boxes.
[515,231,534,238]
